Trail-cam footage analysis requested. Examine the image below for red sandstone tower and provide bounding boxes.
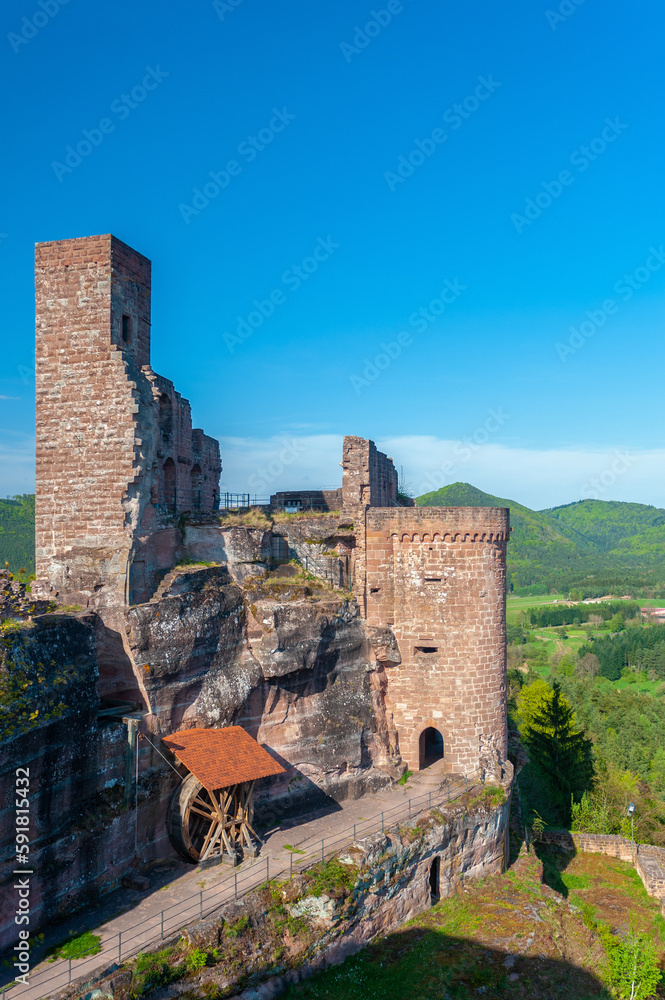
[342,436,509,775]
[34,235,220,608]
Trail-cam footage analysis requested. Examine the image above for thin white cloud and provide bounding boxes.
[378,436,664,510]
[0,395,20,400]
[3,431,663,511]
[221,433,665,510]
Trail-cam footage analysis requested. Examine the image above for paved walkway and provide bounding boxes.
[4,764,461,1000]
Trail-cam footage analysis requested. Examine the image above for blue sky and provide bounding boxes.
[1,0,664,508]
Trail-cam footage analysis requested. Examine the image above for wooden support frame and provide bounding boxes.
[169,774,262,863]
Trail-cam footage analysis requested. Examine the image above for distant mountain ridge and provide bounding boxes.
[417,484,665,596]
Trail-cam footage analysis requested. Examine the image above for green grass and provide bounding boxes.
[307,858,357,898]
[129,946,186,998]
[506,594,566,621]
[46,930,102,962]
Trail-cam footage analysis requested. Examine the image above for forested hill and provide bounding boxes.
[417,484,665,597]
[0,495,35,575]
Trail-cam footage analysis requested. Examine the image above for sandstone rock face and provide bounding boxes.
[118,567,401,817]
[182,525,272,583]
[0,561,406,946]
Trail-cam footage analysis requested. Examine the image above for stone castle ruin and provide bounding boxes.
[34,234,221,608]
[0,235,510,946]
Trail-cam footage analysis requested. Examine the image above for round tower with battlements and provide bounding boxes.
[342,436,509,776]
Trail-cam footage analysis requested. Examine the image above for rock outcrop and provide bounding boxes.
[0,541,403,946]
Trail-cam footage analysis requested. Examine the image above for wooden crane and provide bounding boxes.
[164,726,285,865]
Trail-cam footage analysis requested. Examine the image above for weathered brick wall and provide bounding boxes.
[341,435,399,513]
[152,374,221,511]
[35,235,149,607]
[360,506,509,774]
[270,489,344,511]
[34,234,221,608]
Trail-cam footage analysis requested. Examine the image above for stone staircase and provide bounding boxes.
[150,567,184,603]
[407,760,467,793]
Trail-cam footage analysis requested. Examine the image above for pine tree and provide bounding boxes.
[523,681,594,824]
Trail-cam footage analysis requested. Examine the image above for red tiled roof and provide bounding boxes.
[162,726,285,791]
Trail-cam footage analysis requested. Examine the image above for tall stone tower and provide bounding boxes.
[34,234,221,608]
[343,436,509,775]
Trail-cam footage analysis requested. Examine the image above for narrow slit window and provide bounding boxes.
[415,645,439,654]
[122,314,131,343]
[425,577,442,582]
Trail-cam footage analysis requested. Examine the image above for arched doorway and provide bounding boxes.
[429,856,441,904]
[419,727,444,769]
[162,458,176,511]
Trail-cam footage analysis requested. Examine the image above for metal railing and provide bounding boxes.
[154,488,220,515]
[217,492,271,509]
[1,771,480,1000]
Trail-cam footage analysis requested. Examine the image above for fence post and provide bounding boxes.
[408,799,411,820]
[119,931,122,963]
[68,958,72,984]
[267,856,269,883]
[200,890,203,919]
[321,839,324,864]
[381,811,384,831]
[161,910,164,941]
[429,791,432,809]
[465,775,468,792]
[234,871,238,900]
[290,851,293,877]
[353,824,356,841]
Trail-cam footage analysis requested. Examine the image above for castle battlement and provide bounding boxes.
[341,436,509,774]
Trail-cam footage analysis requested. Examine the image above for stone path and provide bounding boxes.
[3,763,463,1000]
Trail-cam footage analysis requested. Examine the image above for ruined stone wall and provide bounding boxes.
[360,506,509,774]
[341,435,399,514]
[34,234,221,609]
